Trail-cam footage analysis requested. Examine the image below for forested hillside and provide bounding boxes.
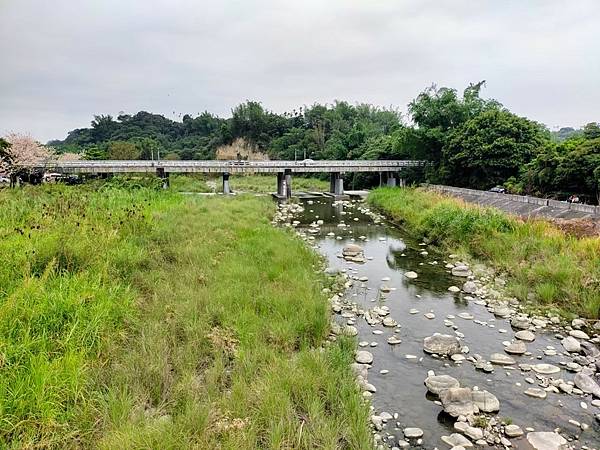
[44,82,600,203]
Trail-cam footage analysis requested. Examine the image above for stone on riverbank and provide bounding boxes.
[526,431,567,450]
[515,330,536,342]
[573,373,600,397]
[561,336,581,353]
[355,351,373,364]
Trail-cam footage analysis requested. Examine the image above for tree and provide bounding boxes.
[583,122,600,140]
[442,109,545,189]
[107,141,140,160]
[0,138,12,174]
[1,133,53,185]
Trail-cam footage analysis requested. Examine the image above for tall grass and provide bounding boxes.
[0,185,370,448]
[368,187,600,319]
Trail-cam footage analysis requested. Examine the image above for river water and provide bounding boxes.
[286,197,599,449]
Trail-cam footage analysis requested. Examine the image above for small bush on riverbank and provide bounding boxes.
[368,187,600,318]
[0,186,370,447]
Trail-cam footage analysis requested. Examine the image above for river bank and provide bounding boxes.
[0,185,370,448]
[367,187,600,320]
[280,196,600,449]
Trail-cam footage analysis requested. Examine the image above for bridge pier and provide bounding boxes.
[156,168,169,189]
[276,172,285,196]
[284,169,292,199]
[329,172,344,195]
[382,171,398,187]
[222,172,231,194]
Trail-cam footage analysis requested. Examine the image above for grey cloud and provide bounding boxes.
[0,0,598,142]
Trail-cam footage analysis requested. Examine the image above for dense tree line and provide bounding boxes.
[47,83,600,203]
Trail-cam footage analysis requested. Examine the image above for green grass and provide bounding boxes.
[169,174,212,193]
[0,184,371,448]
[368,187,600,319]
[228,174,328,194]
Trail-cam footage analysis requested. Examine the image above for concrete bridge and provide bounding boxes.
[39,160,424,198]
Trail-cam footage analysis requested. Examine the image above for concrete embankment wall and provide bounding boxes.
[426,185,600,220]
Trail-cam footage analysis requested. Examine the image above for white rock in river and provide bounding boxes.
[439,387,476,417]
[573,373,600,397]
[441,433,473,448]
[342,243,363,256]
[569,329,589,340]
[490,353,516,365]
[451,265,472,277]
[524,388,547,399]
[355,351,373,364]
[511,316,531,330]
[448,285,461,293]
[387,336,402,345]
[403,427,424,438]
[462,281,477,293]
[504,424,523,437]
[382,317,398,327]
[561,336,581,353]
[531,363,560,375]
[424,374,460,395]
[515,330,536,342]
[423,334,462,356]
[526,431,567,450]
[404,271,418,279]
[505,341,527,355]
[471,390,500,412]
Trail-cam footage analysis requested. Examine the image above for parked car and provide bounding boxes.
[489,186,506,194]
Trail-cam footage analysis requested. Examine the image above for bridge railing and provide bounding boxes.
[33,159,426,170]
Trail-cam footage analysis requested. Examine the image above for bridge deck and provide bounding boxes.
[39,160,424,174]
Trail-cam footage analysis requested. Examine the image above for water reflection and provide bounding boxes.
[293,198,598,449]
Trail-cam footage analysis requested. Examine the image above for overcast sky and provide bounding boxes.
[1,0,599,142]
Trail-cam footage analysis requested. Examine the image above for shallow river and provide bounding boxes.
[288,198,599,449]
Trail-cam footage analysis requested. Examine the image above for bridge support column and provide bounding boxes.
[284,169,292,199]
[329,172,344,195]
[156,168,169,189]
[386,172,397,188]
[222,172,231,194]
[276,172,285,196]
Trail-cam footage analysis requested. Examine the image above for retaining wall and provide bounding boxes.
[426,185,600,220]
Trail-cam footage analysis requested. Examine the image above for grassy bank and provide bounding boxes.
[0,185,370,448]
[229,174,328,193]
[368,187,600,319]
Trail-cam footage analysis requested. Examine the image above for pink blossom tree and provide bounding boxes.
[1,133,53,185]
